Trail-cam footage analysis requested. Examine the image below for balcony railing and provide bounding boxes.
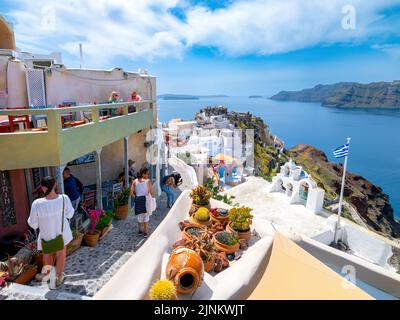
[0,100,155,170]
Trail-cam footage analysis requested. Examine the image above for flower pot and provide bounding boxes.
[182,225,205,241]
[115,204,129,220]
[203,255,215,273]
[14,265,37,285]
[210,208,230,226]
[226,222,251,241]
[166,247,204,295]
[84,230,100,247]
[189,215,212,228]
[67,233,84,256]
[213,233,240,254]
[189,202,211,216]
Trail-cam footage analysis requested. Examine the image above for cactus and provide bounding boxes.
[149,279,178,300]
[190,185,212,206]
[194,207,210,222]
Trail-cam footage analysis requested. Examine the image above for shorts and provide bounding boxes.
[137,213,150,223]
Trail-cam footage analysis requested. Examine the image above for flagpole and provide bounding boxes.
[333,137,351,244]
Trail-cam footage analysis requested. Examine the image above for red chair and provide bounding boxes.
[58,103,74,127]
[6,106,31,132]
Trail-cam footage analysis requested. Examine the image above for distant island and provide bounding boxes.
[249,95,263,98]
[158,94,229,100]
[270,81,400,108]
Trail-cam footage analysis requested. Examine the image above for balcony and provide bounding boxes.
[0,101,155,170]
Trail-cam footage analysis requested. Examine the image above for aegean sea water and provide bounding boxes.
[158,96,400,219]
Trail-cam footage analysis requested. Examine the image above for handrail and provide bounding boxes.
[0,100,155,116]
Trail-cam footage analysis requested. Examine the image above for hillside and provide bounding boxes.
[271,81,400,108]
[288,144,400,238]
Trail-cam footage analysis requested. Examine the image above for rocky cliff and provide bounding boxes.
[288,144,400,238]
[271,81,400,108]
[194,107,400,239]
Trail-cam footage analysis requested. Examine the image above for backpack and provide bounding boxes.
[74,176,84,195]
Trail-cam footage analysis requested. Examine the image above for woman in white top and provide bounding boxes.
[28,176,74,286]
[130,167,154,238]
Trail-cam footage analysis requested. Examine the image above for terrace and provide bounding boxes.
[0,100,155,170]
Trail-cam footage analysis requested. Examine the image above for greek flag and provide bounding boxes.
[333,144,349,158]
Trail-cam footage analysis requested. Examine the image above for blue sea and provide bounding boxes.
[158,96,400,219]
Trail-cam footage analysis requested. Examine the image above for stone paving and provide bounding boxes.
[0,192,176,300]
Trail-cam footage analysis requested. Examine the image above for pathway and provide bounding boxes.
[0,192,177,300]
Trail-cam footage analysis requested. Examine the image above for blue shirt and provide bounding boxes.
[64,176,80,201]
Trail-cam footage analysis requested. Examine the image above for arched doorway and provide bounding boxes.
[0,17,16,50]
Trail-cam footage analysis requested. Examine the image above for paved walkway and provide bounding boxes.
[0,193,175,300]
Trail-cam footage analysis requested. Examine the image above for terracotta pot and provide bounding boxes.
[213,234,240,254]
[189,202,211,216]
[189,215,212,228]
[67,233,84,256]
[14,265,37,285]
[226,222,251,241]
[84,230,100,247]
[115,204,129,220]
[182,225,205,241]
[166,247,204,295]
[210,209,230,226]
[203,255,215,273]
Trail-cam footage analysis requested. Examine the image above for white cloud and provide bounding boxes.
[6,0,400,66]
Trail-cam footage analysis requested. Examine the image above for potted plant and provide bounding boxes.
[182,225,206,241]
[196,240,216,273]
[96,210,115,238]
[84,209,102,247]
[149,279,178,300]
[189,207,212,227]
[226,206,253,241]
[0,255,37,285]
[189,185,212,214]
[212,231,239,254]
[210,208,230,225]
[114,188,130,220]
[67,228,84,256]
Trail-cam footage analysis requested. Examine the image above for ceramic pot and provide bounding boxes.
[115,204,129,220]
[14,265,37,285]
[166,247,204,295]
[189,202,211,216]
[210,208,230,226]
[203,255,215,273]
[213,233,240,254]
[84,230,100,247]
[226,222,251,241]
[182,226,205,241]
[67,233,84,256]
[189,215,212,228]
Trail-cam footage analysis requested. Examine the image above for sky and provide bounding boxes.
[2,0,400,95]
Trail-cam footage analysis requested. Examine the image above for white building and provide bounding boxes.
[269,160,325,214]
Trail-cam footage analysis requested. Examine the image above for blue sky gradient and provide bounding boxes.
[2,0,400,95]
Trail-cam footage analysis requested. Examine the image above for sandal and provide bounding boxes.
[56,273,66,287]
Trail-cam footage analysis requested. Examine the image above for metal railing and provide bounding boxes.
[0,100,155,134]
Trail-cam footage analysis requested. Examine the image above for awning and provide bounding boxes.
[213,153,238,163]
[247,232,373,300]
